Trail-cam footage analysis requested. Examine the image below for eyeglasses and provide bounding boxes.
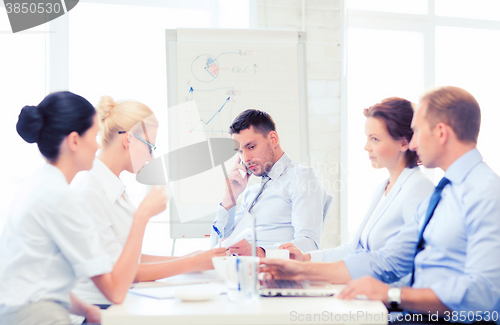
[119,131,156,156]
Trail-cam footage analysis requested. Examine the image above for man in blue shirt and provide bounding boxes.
[210,109,328,257]
[261,86,500,320]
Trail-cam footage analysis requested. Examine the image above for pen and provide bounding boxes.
[213,225,223,248]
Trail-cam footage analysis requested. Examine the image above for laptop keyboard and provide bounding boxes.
[263,279,304,289]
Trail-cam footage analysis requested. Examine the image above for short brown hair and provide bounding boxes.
[364,97,418,168]
[229,109,276,136]
[420,86,481,143]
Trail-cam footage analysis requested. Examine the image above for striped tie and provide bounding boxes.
[248,175,271,212]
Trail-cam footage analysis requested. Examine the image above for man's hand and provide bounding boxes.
[337,276,390,303]
[338,276,453,314]
[221,158,251,209]
[279,243,311,261]
[227,239,265,257]
[259,258,309,281]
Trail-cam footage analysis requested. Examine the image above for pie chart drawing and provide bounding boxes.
[191,54,219,82]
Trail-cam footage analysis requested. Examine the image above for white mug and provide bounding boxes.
[266,249,290,259]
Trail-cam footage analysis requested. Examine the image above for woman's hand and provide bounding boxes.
[137,186,168,220]
[193,248,227,271]
[69,293,101,323]
[279,243,310,261]
[259,258,309,281]
[84,304,102,324]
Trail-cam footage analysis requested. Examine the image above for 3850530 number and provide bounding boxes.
[443,311,498,322]
[5,2,62,14]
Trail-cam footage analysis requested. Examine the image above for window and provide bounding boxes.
[0,15,46,228]
[343,1,500,243]
[435,0,500,21]
[346,28,424,236]
[435,26,500,173]
[0,0,250,256]
[347,0,428,15]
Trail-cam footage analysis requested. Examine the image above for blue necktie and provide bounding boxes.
[410,177,450,285]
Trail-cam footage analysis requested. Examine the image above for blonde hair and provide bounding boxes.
[96,96,159,146]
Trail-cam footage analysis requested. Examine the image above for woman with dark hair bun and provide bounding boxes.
[16,91,96,162]
[282,97,435,284]
[0,91,167,325]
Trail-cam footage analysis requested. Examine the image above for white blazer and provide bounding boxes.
[309,167,434,262]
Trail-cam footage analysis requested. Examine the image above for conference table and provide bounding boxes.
[102,271,389,325]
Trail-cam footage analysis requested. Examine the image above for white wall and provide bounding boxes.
[257,0,342,248]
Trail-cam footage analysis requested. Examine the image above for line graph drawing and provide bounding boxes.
[191,95,231,131]
[182,85,238,135]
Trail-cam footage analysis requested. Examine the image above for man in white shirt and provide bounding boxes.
[210,109,328,257]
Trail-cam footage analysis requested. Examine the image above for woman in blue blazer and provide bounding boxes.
[282,97,434,266]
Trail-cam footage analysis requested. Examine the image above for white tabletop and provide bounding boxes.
[102,274,388,325]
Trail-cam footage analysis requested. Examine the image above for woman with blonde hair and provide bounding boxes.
[71,96,225,314]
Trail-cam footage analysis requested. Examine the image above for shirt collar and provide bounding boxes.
[92,158,126,203]
[444,148,483,185]
[266,152,291,181]
[393,167,418,189]
[43,163,69,186]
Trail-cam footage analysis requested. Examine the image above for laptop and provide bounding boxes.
[259,279,338,297]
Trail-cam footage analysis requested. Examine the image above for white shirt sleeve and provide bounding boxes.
[210,190,252,248]
[284,167,324,252]
[310,242,356,262]
[81,188,126,263]
[45,192,113,278]
[309,249,324,262]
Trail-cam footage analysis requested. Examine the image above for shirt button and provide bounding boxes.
[417,267,423,273]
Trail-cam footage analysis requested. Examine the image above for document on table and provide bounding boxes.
[156,269,223,285]
[130,270,224,291]
[129,282,226,300]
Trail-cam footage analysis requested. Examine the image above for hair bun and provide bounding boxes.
[96,96,116,121]
[17,105,43,143]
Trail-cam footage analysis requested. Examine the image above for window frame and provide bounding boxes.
[0,0,253,255]
[340,0,500,244]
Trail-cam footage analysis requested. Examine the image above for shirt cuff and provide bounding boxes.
[309,250,324,262]
[213,204,232,235]
[429,279,467,312]
[73,255,113,278]
[216,203,230,223]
